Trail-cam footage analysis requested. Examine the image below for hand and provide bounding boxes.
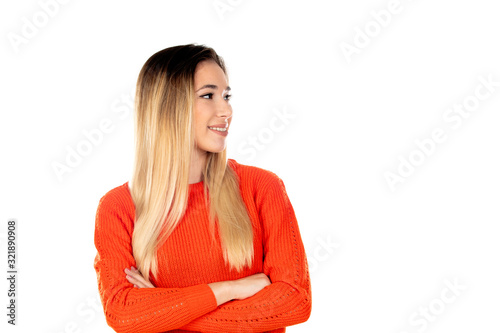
[230,272,271,300]
[124,266,155,288]
[208,272,271,306]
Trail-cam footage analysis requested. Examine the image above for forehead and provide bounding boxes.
[194,60,227,85]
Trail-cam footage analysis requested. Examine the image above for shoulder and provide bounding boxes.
[95,182,135,229]
[227,158,287,195]
[97,182,131,208]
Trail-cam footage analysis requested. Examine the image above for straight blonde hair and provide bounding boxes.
[129,44,253,282]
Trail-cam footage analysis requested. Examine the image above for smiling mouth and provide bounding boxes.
[207,126,227,132]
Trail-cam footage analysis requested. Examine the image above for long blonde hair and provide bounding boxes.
[129,44,253,282]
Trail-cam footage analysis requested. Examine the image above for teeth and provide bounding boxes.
[208,127,227,132]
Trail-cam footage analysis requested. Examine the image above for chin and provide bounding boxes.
[205,145,227,154]
[209,148,226,154]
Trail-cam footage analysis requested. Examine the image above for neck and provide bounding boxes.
[189,149,208,184]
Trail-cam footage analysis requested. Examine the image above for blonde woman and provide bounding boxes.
[93,44,311,332]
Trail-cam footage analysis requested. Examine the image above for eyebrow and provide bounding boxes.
[195,84,231,92]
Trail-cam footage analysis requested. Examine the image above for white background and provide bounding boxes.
[1,0,499,332]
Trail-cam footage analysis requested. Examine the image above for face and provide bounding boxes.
[192,59,233,157]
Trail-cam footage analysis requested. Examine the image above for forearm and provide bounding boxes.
[207,280,233,306]
[208,272,271,306]
[180,280,311,333]
[98,281,218,333]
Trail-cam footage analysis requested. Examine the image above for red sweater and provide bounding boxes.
[93,158,311,332]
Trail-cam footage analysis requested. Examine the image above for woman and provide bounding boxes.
[93,44,311,332]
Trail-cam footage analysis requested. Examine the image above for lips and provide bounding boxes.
[207,125,228,136]
[207,123,228,128]
[207,126,227,132]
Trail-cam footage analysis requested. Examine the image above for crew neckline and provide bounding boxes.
[189,180,204,191]
[125,181,203,191]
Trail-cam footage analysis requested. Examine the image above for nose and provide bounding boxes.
[216,98,232,120]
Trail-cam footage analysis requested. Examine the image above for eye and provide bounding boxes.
[201,93,213,99]
[224,94,232,101]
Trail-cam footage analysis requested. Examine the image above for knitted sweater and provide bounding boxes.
[93,158,311,333]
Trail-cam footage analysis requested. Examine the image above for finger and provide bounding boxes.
[125,270,145,285]
[125,267,139,274]
[127,270,146,283]
[125,268,145,282]
[126,274,147,288]
[126,268,144,280]
[125,269,155,288]
[124,271,138,283]
[132,274,154,288]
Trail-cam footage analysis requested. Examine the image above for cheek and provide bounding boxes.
[198,126,208,139]
[193,105,210,126]
[194,123,209,143]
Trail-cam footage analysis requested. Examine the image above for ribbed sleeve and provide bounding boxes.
[178,173,312,333]
[93,190,218,333]
[93,159,311,333]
